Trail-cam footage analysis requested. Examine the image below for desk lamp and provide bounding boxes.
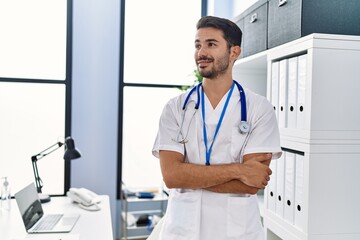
[31,136,81,203]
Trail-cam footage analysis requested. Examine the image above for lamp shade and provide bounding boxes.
[63,137,81,161]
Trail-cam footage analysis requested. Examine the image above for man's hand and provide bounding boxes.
[238,153,272,189]
[243,153,272,166]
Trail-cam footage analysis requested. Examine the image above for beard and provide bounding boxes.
[197,53,230,79]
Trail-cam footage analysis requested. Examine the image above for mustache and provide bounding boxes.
[196,56,213,61]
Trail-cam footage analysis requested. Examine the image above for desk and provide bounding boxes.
[0,195,113,240]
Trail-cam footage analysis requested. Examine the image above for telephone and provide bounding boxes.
[67,188,102,211]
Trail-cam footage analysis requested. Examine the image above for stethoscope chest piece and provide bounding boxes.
[239,121,250,134]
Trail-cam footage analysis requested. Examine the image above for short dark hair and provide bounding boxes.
[196,16,242,48]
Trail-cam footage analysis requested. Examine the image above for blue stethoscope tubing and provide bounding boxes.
[182,80,250,135]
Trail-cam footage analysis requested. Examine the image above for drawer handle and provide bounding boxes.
[250,13,257,23]
[278,0,287,7]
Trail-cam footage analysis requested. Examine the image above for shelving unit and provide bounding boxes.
[234,33,360,240]
[120,193,168,240]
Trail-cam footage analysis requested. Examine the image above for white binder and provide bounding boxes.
[275,153,285,218]
[284,152,295,224]
[266,159,277,212]
[278,59,288,128]
[294,154,305,230]
[297,54,307,129]
[287,57,298,128]
[271,61,280,120]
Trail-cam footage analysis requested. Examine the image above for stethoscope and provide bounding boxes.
[174,80,250,144]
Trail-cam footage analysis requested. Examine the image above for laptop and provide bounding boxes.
[14,183,80,233]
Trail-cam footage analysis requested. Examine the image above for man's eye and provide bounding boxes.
[195,44,201,49]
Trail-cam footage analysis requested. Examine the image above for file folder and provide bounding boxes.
[271,61,280,120]
[278,59,288,128]
[297,54,307,129]
[284,152,295,224]
[266,158,277,212]
[287,57,298,129]
[294,154,305,230]
[275,153,285,218]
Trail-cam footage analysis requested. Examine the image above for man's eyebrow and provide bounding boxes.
[195,38,219,44]
[206,38,219,43]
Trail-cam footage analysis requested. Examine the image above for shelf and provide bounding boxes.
[120,193,168,240]
[235,49,268,71]
[262,34,360,240]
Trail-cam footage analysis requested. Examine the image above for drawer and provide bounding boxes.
[242,0,268,57]
[268,0,360,48]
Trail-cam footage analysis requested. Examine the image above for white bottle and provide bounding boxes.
[1,177,11,211]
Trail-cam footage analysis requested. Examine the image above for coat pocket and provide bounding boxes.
[161,191,201,239]
[226,195,263,238]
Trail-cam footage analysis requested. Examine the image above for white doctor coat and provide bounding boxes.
[152,85,282,240]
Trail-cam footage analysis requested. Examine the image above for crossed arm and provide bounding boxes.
[159,151,272,195]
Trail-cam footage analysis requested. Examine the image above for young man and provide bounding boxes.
[152,16,282,240]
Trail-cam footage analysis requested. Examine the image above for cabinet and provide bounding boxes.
[120,193,168,240]
[234,0,360,56]
[233,34,360,240]
[268,0,360,48]
[234,0,268,58]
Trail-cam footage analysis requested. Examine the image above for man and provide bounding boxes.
[152,16,282,240]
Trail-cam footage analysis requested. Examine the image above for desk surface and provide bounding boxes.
[0,195,113,240]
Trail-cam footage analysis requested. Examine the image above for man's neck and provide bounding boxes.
[202,75,234,109]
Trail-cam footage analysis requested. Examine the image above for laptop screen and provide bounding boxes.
[14,183,44,230]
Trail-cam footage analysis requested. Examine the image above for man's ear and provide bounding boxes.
[231,45,241,60]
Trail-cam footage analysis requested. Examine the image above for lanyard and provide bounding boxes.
[201,82,235,165]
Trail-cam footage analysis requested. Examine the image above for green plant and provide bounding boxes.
[179,69,203,91]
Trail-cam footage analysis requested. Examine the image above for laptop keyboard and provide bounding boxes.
[33,214,63,231]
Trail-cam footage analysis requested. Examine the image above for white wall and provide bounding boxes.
[232,0,259,17]
[208,0,259,19]
[71,0,120,237]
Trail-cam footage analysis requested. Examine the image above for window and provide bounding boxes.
[0,0,71,195]
[120,0,203,191]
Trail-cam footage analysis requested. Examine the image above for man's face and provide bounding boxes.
[194,27,231,79]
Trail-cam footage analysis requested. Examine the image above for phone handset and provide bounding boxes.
[67,188,102,211]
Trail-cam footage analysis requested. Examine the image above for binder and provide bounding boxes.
[278,59,288,128]
[297,54,307,129]
[271,61,280,120]
[284,152,295,224]
[294,154,305,230]
[266,159,277,212]
[287,57,298,128]
[275,153,285,218]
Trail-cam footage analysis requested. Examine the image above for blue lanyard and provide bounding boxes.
[201,82,235,165]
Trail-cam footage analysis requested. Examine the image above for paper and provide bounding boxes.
[266,158,277,212]
[275,153,285,218]
[297,54,307,129]
[287,57,298,128]
[284,152,296,224]
[294,154,305,230]
[278,59,288,128]
[271,61,279,120]
[12,234,79,240]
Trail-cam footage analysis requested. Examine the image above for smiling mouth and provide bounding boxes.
[197,58,213,67]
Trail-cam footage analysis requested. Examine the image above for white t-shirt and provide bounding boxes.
[152,85,282,240]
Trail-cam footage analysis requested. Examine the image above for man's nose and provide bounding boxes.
[196,47,208,59]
